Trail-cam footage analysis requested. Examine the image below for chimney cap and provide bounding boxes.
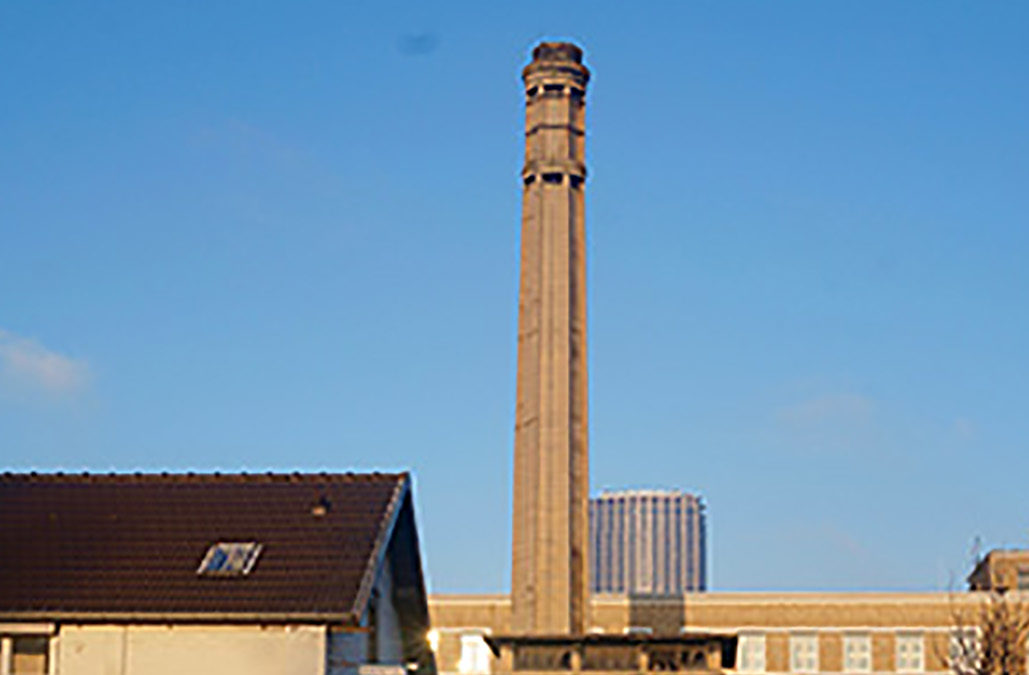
[532,42,583,64]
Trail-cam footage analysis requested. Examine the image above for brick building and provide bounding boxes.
[429,560,1029,675]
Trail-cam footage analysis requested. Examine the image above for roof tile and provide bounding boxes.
[0,472,407,620]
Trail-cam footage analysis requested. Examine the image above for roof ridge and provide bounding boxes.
[0,471,407,484]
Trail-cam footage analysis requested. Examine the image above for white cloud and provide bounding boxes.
[0,328,90,395]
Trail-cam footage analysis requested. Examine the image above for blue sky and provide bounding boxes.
[2,1,1027,592]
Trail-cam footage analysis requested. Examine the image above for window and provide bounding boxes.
[843,634,871,673]
[458,633,491,675]
[1018,567,1029,591]
[197,542,263,576]
[738,633,766,673]
[8,636,49,675]
[790,633,818,673]
[895,633,924,672]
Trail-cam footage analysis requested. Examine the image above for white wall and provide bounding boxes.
[56,624,325,675]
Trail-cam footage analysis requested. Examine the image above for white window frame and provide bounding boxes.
[1017,567,1029,591]
[895,632,924,673]
[196,541,263,576]
[790,633,819,673]
[843,633,871,673]
[737,632,766,673]
[1,633,51,675]
[457,631,492,675]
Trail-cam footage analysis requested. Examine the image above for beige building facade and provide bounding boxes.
[968,549,1029,593]
[0,623,327,675]
[429,588,1023,675]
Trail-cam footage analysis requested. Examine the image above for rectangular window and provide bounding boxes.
[738,633,766,673]
[843,634,871,673]
[10,636,49,675]
[790,633,818,673]
[1017,567,1029,591]
[896,633,924,672]
[458,633,491,675]
[197,541,263,576]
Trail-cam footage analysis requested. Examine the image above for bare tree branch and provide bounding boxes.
[946,591,1029,675]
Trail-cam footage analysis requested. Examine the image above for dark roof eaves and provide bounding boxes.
[0,610,359,625]
[350,473,410,619]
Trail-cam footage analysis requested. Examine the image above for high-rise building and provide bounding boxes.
[510,41,591,636]
[589,490,706,595]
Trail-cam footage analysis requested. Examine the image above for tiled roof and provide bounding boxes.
[0,471,408,622]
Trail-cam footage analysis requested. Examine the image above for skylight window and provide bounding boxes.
[197,542,263,576]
